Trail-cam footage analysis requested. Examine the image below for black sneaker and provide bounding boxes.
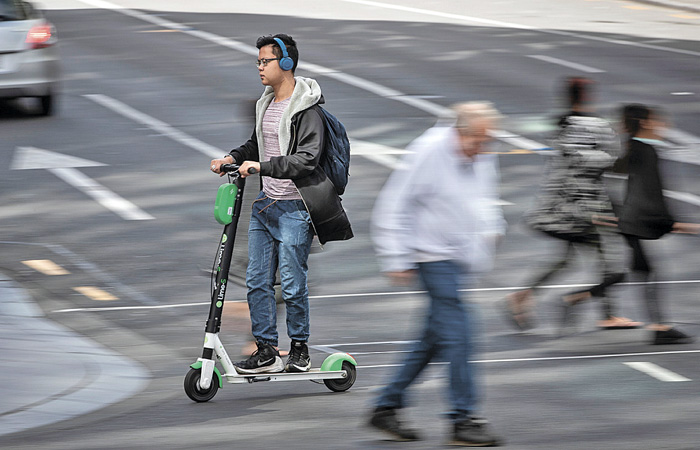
[652,327,694,345]
[285,340,311,372]
[234,341,283,374]
[450,417,502,447]
[368,407,420,441]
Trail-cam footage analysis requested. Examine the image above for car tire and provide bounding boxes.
[39,93,54,116]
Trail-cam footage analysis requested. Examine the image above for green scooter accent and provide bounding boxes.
[190,361,223,388]
[214,183,238,225]
[320,353,357,372]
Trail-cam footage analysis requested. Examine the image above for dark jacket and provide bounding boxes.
[229,77,353,244]
[524,112,619,236]
[619,138,674,239]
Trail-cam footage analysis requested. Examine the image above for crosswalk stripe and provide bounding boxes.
[624,362,692,382]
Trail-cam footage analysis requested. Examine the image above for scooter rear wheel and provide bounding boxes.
[184,368,219,402]
[323,361,357,392]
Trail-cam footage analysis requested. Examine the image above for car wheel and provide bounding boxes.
[39,94,54,116]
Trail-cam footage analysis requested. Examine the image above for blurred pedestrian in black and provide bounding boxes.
[502,77,638,332]
[368,102,506,447]
[617,104,700,345]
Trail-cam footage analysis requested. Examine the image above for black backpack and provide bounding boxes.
[316,106,351,196]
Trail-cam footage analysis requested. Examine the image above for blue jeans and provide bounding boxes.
[246,193,314,347]
[376,260,478,421]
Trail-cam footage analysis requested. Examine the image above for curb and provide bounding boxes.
[0,275,150,437]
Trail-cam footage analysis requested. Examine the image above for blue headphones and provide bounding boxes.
[273,37,295,71]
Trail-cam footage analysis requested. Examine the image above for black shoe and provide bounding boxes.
[368,407,420,441]
[450,417,502,447]
[652,327,694,345]
[285,340,311,372]
[234,341,283,374]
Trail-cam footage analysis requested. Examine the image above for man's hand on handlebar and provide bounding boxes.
[238,161,260,178]
[210,155,233,177]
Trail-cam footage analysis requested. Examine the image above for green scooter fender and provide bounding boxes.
[320,353,357,372]
[190,361,223,388]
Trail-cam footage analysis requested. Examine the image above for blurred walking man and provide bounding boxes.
[368,102,506,447]
[210,34,352,374]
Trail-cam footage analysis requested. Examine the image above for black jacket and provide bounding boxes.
[229,99,353,245]
[619,138,674,239]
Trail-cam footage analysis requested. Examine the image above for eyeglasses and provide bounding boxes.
[256,57,280,67]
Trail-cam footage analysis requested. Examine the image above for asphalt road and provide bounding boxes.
[1,0,700,448]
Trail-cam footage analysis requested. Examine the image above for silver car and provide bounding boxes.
[0,0,59,115]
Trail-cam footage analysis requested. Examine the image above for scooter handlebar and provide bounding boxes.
[220,163,239,173]
[220,164,257,175]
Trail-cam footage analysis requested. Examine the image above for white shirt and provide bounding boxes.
[371,125,506,273]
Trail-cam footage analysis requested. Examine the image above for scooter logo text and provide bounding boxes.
[215,234,228,272]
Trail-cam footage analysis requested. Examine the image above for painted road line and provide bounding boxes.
[663,190,700,207]
[85,95,407,172]
[74,0,550,152]
[84,94,222,159]
[83,94,529,179]
[72,286,119,301]
[624,362,692,382]
[527,54,605,73]
[489,130,551,152]
[21,259,70,276]
[605,174,700,207]
[11,146,153,221]
[52,278,700,313]
[51,167,154,221]
[2,241,160,307]
[339,0,700,58]
[358,350,700,369]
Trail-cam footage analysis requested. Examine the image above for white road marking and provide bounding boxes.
[72,3,700,210]
[606,175,700,206]
[624,362,692,382]
[54,301,222,313]
[663,189,700,207]
[527,54,605,73]
[51,167,154,220]
[84,94,222,158]
[359,350,700,369]
[11,147,153,221]
[339,0,700,58]
[52,278,700,313]
[490,130,552,152]
[80,93,512,208]
[73,0,550,152]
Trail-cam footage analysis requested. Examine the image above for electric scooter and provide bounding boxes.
[184,163,357,402]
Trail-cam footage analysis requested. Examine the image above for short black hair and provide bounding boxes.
[621,103,651,137]
[256,34,299,73]
[564,76,593,109]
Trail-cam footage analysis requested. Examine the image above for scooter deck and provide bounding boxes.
[222,368,348,384]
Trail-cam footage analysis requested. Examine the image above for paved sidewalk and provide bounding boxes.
[0,273,150,437]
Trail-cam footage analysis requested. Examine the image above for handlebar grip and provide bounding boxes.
[248,167,258,174]
[220,163,239,173]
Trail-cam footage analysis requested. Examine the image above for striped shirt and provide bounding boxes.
[261,97,301,200]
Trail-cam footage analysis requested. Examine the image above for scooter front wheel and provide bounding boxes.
[184,368,219,402]
[323,361,357,392]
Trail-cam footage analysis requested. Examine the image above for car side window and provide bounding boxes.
[22,0,41,19]
[0,0,28,20]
